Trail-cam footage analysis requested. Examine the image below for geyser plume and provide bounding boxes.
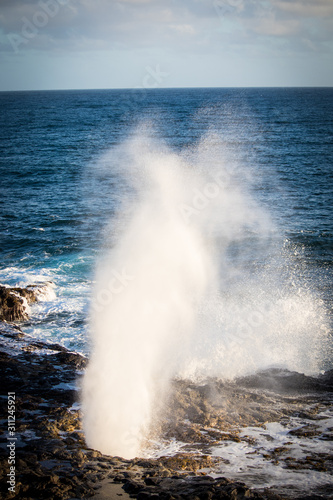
[82,133,215,458]
[82,128,330,459]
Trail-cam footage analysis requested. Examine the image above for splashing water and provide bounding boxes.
[82,127,330,459]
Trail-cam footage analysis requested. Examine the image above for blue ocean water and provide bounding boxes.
[0,88,332,365]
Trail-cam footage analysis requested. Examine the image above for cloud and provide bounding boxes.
[0,0,207,54]
[0,0,332,57]
[211,0,333,54]
[275,0,333,19]
[251,17,300,37]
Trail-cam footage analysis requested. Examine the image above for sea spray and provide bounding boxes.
[82,133,215,458]
[82,127,330,458]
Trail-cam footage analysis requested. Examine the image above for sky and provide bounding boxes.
[0,0,333,90]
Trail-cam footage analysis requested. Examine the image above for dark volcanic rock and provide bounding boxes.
[236,368,333,393]
[0,326,93,499]
[0,283,55,321]
[1,326,332,500]
[0,326,268,500]
[0,285,35,321]
[122,475,265,499]
[0,282,54,322]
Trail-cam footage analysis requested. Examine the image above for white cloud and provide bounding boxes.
[0,0,332,89]
[0,0,332,55]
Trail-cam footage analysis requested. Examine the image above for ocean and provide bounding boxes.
[1,87,333,495]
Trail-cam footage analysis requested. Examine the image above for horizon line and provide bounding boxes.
[1,85,333,93]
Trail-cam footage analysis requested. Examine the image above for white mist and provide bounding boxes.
[82,128,330,459]
[82,134,214,458]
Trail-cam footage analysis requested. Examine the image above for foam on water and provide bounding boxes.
[209,410,333,494]
[143,394,333,496]
[82,127,330,459]
[0,261,91,353]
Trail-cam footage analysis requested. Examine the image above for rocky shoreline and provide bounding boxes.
[1,318,332,499]
[0,322,265,500]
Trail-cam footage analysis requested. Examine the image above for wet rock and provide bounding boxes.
[0,282,54,322]
[123,479,146,494]
[289,425,321,438]
[53,350,88,369]
[1,328,333,500]
[236,368,333,393]
[318,369,333,390]
[0,285,34,321]
[126,475,264,499]
[160,454,219,473]
[0,322,25,340]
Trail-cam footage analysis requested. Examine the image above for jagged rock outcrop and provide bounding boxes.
[0,285,35,322]
[0,283,53,322]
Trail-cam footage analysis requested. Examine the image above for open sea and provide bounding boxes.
[1,88,333,495]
